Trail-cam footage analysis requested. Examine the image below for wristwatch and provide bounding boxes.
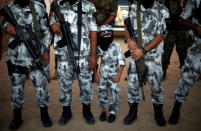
[142,48,148,55]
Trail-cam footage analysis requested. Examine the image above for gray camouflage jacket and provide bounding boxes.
[129,1,169,56]
[98,43,126,78]
[2,1,51,61]
[49,0,97,57]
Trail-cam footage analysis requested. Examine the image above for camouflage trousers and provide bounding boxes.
[57,55,93,106]
[127,54,164,104]
[175,44,201,102]
[10,60,50,109]
[98,76,120,115]
[162,30,188,71]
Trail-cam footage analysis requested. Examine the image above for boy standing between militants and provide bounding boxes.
[94,25,125,123]
[124,0,169,127]
[88,0,118,82]
[50,0,97,125]
[168,0,201,125]
[1,0,52,129]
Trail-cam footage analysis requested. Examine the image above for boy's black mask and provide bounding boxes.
[14,0,30,8]
[66,0,77,5]
[139,0,155,9]
[98,34,114,51]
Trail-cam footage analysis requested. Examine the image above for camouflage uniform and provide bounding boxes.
[2,1,51,109]
[174,0,201,102]
[88,0,118,26]
[49,0,97,106]
[98,43,126,114]
[162,0,189,73]
[127,1,169,104]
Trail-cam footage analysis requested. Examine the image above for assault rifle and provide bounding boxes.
[124,17,146,101]
[1,6,50,82]
[51,0,80,76]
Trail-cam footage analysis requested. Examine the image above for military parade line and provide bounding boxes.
[0,0,200,130]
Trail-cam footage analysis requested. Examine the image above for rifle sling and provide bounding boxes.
[137,3,145,71]
[77,1,82,70]
[30,1,40,42]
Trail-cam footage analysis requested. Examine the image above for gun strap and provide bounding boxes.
[137,2,145,71]
[77,0,82,70]
[30,1,40,42]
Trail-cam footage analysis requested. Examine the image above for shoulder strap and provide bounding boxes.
[137,2,145,71]
[77,0,82,59]
[30,1,40,41]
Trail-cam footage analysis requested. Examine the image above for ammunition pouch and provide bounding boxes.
[6,60,29,76]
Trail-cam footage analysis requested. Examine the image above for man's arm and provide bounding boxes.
[125,27,138,51]
[103,0,118,25]
[39,5,52,66]
[103,15,116,25]
[144,35,165,52]
[89,31,97,70]
[179,18,201,37]
[133,35,165,60]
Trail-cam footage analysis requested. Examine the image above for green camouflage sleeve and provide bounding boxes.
[110,0,118,16]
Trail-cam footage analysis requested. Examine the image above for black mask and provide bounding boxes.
[66,0,77,5]
[98,35,113,51]
[139,0,155,9]
[14,0,30,8]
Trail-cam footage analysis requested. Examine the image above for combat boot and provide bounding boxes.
[9,108,23,130]
[107,114,116,123]
[99,111,106,121]
[153,104,166,127]
[124,103,138,125]
[59,106,72,125]
[40,107,52,127]
[82,103,95,125]
[168,101,182,124]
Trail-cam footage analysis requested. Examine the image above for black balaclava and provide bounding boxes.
[14,0,30,8]
[139,0,155,9]
[98,25,114,51]
[66,0,77,5]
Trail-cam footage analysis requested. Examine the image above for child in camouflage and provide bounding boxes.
[94,25,126,123]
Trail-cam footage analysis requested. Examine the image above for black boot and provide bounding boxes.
[168,101,182,125]
[124,103,138,125]
[59,106,72,125]
[9,108,23,130]
[107,114,116,123]
[99,112,106,121]
[40,107,52,127]
[82,103,95,125]
[153,104,166,127]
